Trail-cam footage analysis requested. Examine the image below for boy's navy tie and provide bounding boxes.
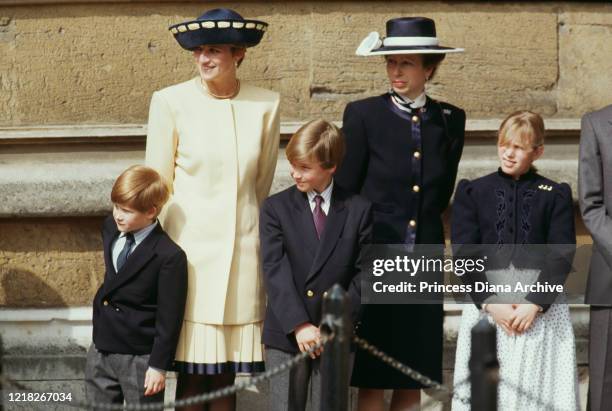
[116,232,135,272]
[313,195,327,239]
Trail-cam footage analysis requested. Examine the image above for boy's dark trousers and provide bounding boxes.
[266,347,321,411]
[265,347,355,411]
[85,345,164,410]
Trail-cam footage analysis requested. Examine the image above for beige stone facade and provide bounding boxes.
[0,7,603,407]
[0,218,103,306]
[0,1,609,308]
[0,1,610,126]
[0,214,594,307]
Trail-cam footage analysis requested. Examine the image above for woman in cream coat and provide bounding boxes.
[145,8,279,411]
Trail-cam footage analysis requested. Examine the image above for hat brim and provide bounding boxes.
[170,19,267,51]
[363,46,464,56]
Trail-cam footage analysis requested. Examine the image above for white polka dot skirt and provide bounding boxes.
[452,302,579,411]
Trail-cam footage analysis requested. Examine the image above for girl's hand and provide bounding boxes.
[485,304,517,336]
[509,304,540,333]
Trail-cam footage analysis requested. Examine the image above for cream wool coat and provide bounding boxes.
[145,77,280,325]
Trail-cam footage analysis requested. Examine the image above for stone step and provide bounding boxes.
[0,142,581,217]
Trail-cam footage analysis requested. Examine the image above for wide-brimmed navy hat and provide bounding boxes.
[356,17,463,56]
[169,8,268,51]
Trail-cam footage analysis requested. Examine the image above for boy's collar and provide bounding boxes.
[307,179,334,202]
[119,220,159,239]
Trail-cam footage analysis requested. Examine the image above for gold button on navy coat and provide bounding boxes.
[337,95,465,246]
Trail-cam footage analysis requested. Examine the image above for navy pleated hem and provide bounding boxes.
[174,360,266,375]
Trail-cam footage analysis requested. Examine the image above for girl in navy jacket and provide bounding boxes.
[451,111,579,411]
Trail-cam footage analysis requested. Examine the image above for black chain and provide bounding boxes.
[407,378,471,411]
[0,332,564,411]
[1,334,333,410]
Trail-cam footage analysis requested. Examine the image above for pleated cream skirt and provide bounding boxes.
[173,320,265,375]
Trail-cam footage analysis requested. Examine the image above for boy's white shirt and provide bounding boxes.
[306,179,333,215]
[111,220,158,272]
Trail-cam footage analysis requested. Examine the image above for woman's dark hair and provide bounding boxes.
[421,53,446,80]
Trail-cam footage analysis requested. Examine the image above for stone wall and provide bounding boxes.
[0,1,610,127]
[0,4,606,408]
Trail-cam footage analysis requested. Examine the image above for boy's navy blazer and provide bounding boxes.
[92,215,188,371]
[260,184,372,353]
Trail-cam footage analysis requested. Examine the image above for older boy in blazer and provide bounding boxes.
[260,119,372,411]
[86,165,187,409]
[579,104,612,411]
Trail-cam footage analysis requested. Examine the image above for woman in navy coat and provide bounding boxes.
[335,17,465,410]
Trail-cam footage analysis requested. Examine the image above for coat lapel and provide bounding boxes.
[307,187,348,282]
[102,223,162,297]
[291,187,319,259]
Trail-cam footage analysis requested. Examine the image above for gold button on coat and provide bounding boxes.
[413,185,420,192]
[413,151,421,159]
[103,300,108,306]
[412,115,419,123]
[409,220,417,227]
[306,290,314,297]
[323,291,328,298]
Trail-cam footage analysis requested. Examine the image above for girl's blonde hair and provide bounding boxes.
[498,110,545,149]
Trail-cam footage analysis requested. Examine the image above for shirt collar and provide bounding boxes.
[393,91,427,109]
[120,220,158,245]
[307,179,333,205]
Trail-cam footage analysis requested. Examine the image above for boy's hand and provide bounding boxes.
[143,367,166,396]
[509,304,540,333]
[485,304,517,336]
[295,323,321,359]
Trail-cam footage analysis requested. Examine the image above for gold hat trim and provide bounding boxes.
[171,20,267,33]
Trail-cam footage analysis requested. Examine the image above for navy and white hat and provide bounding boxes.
[356,17,464,56]
[169,8,268,51]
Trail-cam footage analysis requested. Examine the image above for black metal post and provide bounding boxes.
[319,284,351,411]
[469,318,499,411]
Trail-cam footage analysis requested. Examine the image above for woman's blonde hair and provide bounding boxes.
[498,110,545,149]
[111,165,170,215]
[286,119,345,169]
